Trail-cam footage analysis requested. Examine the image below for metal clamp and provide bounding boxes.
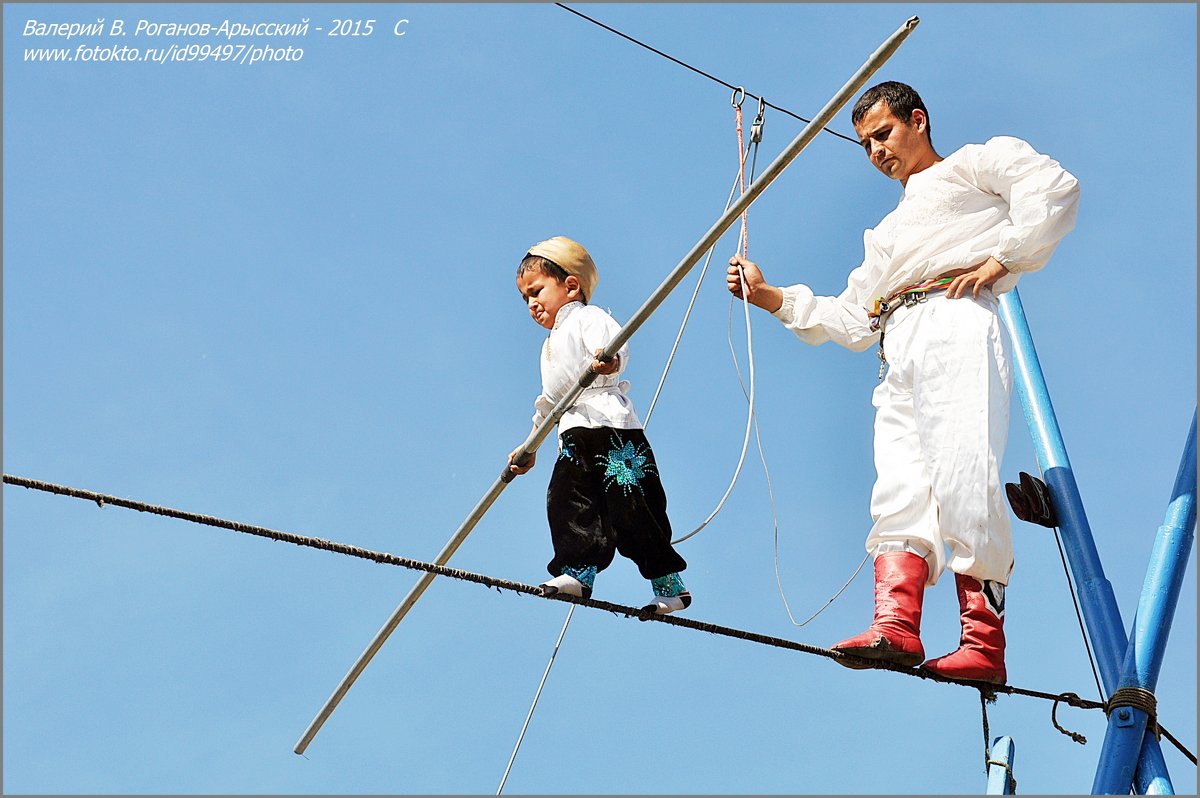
[751,96,765,142]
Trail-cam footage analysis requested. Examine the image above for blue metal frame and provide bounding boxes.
[998,289,1177,794]
[986,736,1018,794]
[1092,414,1196,794]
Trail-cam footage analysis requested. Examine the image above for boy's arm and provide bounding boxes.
[508,427,538,476]
[592,349,620,375]
[580,306,629,376]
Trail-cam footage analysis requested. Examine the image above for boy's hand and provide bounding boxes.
[508,446,535,476]
[591,349,620,376]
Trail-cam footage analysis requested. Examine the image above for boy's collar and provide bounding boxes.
[553,301,585,329]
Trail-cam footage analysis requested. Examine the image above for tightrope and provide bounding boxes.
[17,468,1200,764]
[26,470,1200,761]
[0,474,1105,705]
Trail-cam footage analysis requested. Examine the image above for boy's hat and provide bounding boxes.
[527,236,598,302]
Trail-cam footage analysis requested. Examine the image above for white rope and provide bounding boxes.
[718,257,870,624]
[644,142,751,428]
[496,605,575,794]
[670,254,755,544]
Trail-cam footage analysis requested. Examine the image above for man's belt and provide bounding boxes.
[868,275,955,332]
[870,275,956,381]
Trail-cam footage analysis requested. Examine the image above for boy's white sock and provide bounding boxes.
[642,593,692,616]
[538,573,593,600]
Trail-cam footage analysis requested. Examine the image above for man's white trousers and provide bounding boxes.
[865,291,1015,586]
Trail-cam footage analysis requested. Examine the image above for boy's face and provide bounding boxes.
[517,269,581,330]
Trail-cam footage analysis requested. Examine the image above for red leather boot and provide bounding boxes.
[922,573,1007,684]
[832,551,928,668]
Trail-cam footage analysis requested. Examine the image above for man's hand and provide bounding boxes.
[508,446,535,476]
[727,254,784,313]
[946,256,1011,299]
[591,349,620,376]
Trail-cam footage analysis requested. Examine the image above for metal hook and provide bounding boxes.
[751,97,765,143]
[730,86,745,109]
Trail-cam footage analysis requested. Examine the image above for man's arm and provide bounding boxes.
[727,254,878,352]
[977,136,1080,272]
[727,255,783,312]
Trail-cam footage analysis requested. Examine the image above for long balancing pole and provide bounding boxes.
[293,15,922,755]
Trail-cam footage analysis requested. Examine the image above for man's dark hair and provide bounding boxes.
[851,81,932,145]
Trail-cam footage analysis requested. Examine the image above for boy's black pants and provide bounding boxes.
[546,426,687,580]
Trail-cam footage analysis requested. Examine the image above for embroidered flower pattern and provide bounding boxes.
[557,441,578,465]
[597,436,656,495]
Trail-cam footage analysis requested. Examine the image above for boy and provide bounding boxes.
[509,236,691,615]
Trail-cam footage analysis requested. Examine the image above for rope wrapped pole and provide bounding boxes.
[292,15,921,756]
[1091,412,1196,794]
[998,290,1177,792]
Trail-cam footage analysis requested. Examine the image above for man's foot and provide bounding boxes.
[830,551,928,669]
[921,574,1006,684]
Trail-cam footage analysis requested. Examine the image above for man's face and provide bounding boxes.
[853,101,934,184]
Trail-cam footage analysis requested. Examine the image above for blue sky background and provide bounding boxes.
[3,3,1196,794]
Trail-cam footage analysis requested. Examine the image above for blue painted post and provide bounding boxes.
[986,736,1017,794]
[1092,414,1196,795]
[997,289,1174,793]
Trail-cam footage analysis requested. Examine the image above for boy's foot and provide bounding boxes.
[640,571,690,617]
[640,591,692,617]
[538,573,593,600]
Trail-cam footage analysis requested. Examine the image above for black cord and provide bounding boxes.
[555,4,861,146]
[1053,526,1107,703]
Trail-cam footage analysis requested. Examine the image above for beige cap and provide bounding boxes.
[526,236,598,302]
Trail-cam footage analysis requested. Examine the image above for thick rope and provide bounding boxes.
[1052,692,1089,745]
[980,690,993,773]
[1105,687,1160,739]
[0,473,1118,708]
[29,470,1200,757]
[18,470,1199,765]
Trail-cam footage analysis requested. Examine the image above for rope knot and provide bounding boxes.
[1051,693,1089,745]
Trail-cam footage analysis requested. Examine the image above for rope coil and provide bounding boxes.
[1105,687,1160,739]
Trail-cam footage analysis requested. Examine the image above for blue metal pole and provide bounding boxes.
[997,289,1174,793]
[1092,413,1196,795]
[986,736,1017,794]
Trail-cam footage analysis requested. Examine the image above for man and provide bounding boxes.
[727,81,1079,683]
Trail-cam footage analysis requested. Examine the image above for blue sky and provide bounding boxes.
[3,3,1195,794]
